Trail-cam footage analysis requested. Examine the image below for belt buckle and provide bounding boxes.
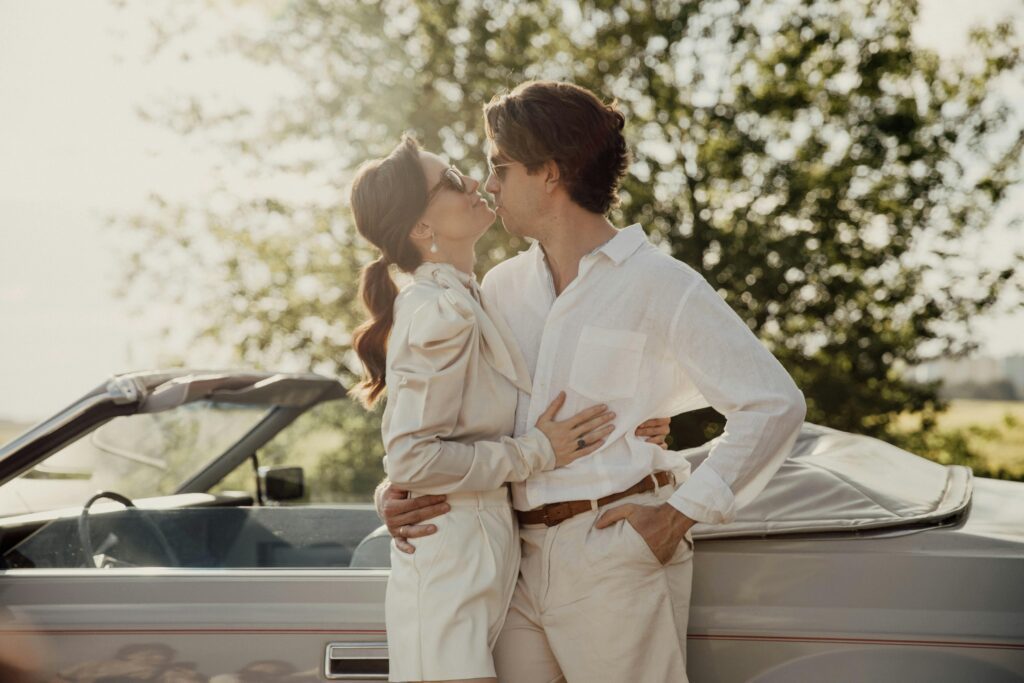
[652,470,674,488]
[542,502,572,527]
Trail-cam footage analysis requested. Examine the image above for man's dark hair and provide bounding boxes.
[484,80,629,215]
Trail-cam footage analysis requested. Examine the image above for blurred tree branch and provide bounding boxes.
[113,0,1024,481]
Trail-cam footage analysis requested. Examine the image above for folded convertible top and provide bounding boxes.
[686,423,973,539]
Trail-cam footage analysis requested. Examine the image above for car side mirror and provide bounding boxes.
[258,466,305,503]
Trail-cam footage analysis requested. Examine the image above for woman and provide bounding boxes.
[349,135,660,683]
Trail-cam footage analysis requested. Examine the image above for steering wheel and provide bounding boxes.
[77,491,181,568]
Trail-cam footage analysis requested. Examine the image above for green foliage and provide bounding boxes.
[893,399,1024,480]
[212,399,385,502]
[893,424,1022,481]
[258,399,386,502]
[117,0,1024,489]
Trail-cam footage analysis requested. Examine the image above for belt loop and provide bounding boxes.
[589,499,598,511]
[650,472,659,493]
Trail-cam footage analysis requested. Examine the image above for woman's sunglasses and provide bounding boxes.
[425,167,467,204]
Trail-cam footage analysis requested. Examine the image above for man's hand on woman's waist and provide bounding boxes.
[375,415,674,553]
[376,480,450,555]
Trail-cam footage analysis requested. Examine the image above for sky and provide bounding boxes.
[1,0,1023,422]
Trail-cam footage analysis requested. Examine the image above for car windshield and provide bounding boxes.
[0,401,270,517]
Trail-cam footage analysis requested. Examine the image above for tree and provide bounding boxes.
[117,0,1024,492]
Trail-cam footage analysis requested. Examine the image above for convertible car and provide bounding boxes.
[0,370,1021,682]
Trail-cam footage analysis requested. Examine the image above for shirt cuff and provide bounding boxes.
[667,462,737,524]
[520,426,557,473]
[373,477,388,520]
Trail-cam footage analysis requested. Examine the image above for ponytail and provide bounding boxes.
[348,133,428,409]
[352,257,399,408]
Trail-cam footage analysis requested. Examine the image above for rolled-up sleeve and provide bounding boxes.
[383,290,555,494]
[666,279,806,524]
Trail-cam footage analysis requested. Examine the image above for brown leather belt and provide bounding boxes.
[516,471,676,527]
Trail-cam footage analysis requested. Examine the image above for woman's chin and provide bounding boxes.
[474,214,496,237]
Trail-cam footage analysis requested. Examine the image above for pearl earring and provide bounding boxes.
[430,235,439,254]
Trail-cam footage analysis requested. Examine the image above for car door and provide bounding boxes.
[2,566,388,682]
[0,372,393,682]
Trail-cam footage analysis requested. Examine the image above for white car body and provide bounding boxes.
[0,371,1021,682]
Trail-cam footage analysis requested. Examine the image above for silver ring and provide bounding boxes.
[399,525,407,537]
[577,438,586,450]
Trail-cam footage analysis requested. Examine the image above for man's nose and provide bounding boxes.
[484,172,499,195]
[465,175,481,193]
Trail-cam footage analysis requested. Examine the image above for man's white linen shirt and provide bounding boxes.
[480,224,806,524]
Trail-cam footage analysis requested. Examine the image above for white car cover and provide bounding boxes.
[685,423,972,539]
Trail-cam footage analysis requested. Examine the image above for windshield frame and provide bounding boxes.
[0,371,347,519]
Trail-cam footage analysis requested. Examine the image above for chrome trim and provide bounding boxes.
[107,375,143,405]
[324,641,389,680]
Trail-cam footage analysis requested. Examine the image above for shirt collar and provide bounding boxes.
[526,224,648,268]
[592,224,647,265]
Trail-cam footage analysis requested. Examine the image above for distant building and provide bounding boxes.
[1006,355,1024,399]
[913,354,1024,401]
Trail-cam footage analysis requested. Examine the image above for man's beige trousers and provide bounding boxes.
[494,486,695,682]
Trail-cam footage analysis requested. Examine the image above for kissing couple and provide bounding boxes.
[349,80,806,682]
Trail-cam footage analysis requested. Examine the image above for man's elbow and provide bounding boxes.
[782,386,807,430]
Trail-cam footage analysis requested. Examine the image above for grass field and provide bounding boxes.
[1,400,1021,477]
[895,399,1024,477]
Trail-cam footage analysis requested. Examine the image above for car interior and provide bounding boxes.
[0,469,391,571]
[0,385,397,571]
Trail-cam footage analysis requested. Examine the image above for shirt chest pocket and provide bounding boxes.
[568,325,648,402]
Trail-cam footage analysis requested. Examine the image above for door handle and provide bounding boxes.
[324,641,388,680]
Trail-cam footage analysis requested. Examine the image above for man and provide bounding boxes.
[379,80,806,681]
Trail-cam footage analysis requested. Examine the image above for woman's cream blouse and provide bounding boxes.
[380,262,556,494]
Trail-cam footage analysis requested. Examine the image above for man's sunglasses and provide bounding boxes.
[426,167,467,204]
[488,157,518,181]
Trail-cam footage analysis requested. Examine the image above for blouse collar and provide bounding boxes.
[413,261,478,291]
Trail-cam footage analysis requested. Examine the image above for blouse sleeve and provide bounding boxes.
[382,288,555,494]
